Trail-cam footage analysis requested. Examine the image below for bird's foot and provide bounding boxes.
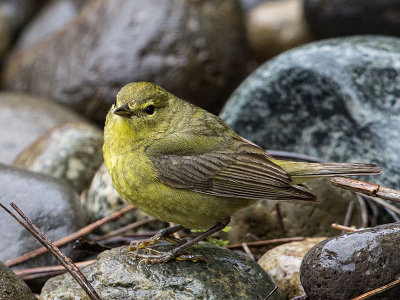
[133,247,208,264]
[128,224,185,251]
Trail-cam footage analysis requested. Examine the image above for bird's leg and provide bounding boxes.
[129,224,184,251]
[133,222,227,263]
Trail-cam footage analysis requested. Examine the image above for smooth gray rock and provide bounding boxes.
[0,92,82,164]
[40,245,284,300]
[3,0,248,123]
[300,223,400,299]
[0,164,87,269]
[0,261,35,300]
[221,36,400,190]
[304,0,400,39]
[14,122,103,193]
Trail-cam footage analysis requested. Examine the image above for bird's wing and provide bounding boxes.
[145,135,316,201]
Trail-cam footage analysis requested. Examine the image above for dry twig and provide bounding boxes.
[5,204,135,267]
[0,203,100,300]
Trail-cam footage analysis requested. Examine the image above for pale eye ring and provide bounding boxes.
[145,105,155,115]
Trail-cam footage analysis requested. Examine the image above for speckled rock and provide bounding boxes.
[0,164,87,269]
[221,36,400,190]
[40,245,284,300]
[0,92,82,164]
[304,0,400,39]
[0,261,35,300]
[3,0,248,123]
[246,0,313,62]
[14,0,90,51]
[14,122,103,193]
[258,237,326,299]
[300,223,400,299]
[223,177,357,244]
[85,163,165,234]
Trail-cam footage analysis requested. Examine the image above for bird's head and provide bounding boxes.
[105,82,173,143]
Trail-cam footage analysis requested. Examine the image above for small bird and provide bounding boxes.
[103,82,381,263]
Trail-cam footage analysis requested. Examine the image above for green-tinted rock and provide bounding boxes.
[0,261,35,300]
[4,0,248,123]
[85,163,165,234]
[14,122,103,193]
[258,237,326,299]
[0,92,82,164]
[40,245,284,300]
[0,164,87,269]
[221,36,400,190]
[224,178,358,244]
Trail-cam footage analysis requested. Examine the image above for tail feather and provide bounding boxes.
[271,160,382,185]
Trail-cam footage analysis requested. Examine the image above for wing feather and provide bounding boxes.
[147,136,316,201]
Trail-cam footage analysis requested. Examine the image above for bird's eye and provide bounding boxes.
[145,105,155,115]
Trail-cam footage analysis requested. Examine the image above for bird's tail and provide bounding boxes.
[270,159,382,185]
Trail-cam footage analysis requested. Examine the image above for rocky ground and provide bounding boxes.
[1,0,400,299]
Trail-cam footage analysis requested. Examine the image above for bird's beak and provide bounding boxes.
[113,104,134,117]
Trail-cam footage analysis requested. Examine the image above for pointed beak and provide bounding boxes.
[113,104,134,117]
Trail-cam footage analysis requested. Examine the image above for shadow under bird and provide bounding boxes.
[103,82,382,263]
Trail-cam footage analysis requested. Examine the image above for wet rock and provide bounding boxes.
[246,0,313,62]
[3,0,249,123]
[304,0,400,39]
[85,163,165,234]
[223,178,357,244]
[0,261,35,300]
[300,223,400,299]
[15,0,90,51]
[40,245,284,300]
[0,92,82,164]
[221,36,400,190]
[14,122,103,193]
[258,237,326,299]
[0,164,87,269]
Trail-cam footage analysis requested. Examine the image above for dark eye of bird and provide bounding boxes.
[145,105,155,115]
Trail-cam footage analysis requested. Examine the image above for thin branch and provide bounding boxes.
[352,277,400,300]
[331,223,358,232]
[94,217,157,241]
[14,260,96,280]
[226,237,305,249]
[0,203,100,300]
[241,242,255,260]
[6,204,135,267]
[332,177,400,203]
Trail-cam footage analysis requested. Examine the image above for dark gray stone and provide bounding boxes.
[0,92,83,164]
[15,0,90,51]
[0,0,44,36]
[304,0,400,39]
[40,245,284,300]
[220,36,400,190]
[85,163,165,234]
[0,164,87,269]
[3,0,248,123]
[0,261,35,300]
[300,223,400,299]
[14,122,104,193]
